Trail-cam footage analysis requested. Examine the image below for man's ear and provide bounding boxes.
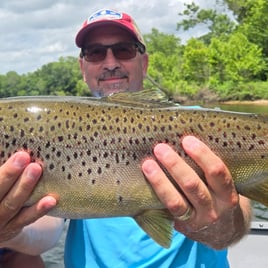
[142,53,149,78]
[79,57,86,82]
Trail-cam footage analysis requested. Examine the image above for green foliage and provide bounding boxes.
[181,38,210,84]
[213,81,268,100]
[0,57,89,98]
[224,0,268,60]
[177,2,236,44]
[144,29,184,94]
[208,32,265,83]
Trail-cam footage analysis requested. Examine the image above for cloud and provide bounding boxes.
[0,0,220,74]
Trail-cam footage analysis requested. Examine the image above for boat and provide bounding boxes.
[228,220,268,268]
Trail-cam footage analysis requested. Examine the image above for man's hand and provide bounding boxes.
[0,151,57,243]
[142,136,251,249]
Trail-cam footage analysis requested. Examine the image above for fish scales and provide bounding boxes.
[0,93,268,248]
[0,100,163,216]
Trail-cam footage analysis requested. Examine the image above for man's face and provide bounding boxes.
[79,26,148,97]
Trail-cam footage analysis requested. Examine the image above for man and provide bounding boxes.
[0,9,251,268]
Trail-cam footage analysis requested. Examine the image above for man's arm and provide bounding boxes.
[142,135,252,249]
[0,216,64,255]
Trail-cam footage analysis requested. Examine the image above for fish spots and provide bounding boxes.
[222,141,228,147]
[20,129,25,138]
[210,122,215,127]
[198,124,204,132]
[251,134,256,140]
[106,163,110,169]
[236,141,242,148]
[248,144,255,151]
[97,167,102,174]
[115,154,119,164]
[49,163,55,170]
[258,140,265,145]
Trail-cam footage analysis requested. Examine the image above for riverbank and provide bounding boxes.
[223,99,268,105]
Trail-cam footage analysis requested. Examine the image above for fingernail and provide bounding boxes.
[182,136,200,151]
[25,165,42,182]
[43,196,57,210]
[13,152,29,169]
[142,159,158,176]
[154,143,171,159]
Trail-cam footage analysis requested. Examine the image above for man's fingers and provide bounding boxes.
[0,196,57,242]
[142,158,188,216]
[0,163,43,219]
[182,136,237,203]
[0,152,31,199]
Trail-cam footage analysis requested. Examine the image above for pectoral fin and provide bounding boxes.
[134,209,173,248]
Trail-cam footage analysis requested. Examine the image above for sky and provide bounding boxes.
[0,0,225,75]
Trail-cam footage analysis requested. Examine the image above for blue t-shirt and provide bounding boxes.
[64,217,229,268]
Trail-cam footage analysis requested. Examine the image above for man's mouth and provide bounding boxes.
[98,70,128,81]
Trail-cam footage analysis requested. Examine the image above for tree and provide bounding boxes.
[223,0,268,60]
[143,29,183,94]
[177,2,236,44]
[181,38,210,84]
[0,71,21,97]
[208,32,265,83]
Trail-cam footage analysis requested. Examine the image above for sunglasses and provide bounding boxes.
[81,42,145,62]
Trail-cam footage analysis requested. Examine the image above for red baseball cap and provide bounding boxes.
[75,9,146,51]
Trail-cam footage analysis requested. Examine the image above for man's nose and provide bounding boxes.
[102,48,120,70]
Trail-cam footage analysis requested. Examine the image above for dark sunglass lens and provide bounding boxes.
[83,43,138,62]
[84,46,107,62]
[113,43,136,60]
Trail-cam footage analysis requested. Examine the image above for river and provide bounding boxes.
[42,102,268,267]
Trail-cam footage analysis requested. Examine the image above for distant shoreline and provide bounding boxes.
[223,99,268,105]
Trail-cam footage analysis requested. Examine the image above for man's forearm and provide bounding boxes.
[0,216,64,255]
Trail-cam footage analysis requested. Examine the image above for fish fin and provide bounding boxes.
[104,89,177,108]
[236,172,268,207]
[134,209,173,248]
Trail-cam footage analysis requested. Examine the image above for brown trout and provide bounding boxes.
[0,90,267,248]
